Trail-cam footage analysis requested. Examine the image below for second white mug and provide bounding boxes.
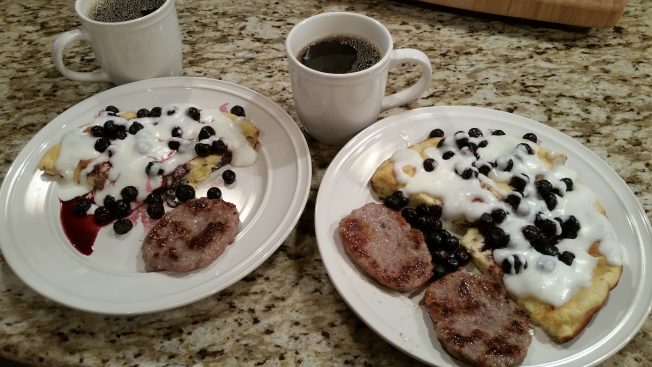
[286,12,432,145]
[52,0,183,85]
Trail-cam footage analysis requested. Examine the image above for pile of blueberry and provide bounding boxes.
[384,191,471,280]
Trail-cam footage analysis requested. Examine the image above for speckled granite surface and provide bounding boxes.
[1,0,651,366]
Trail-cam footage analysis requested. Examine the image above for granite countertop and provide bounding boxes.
[1,0,650,366]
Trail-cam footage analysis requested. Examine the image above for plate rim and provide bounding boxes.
[0,76,312,315]
[315,105,652,366]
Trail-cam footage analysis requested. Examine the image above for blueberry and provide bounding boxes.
[509,175,527,193]
[175,184,195,202]
[505,194,521,210]
[207,187,222,200]
[146,201,165,219]
[150,107,162,117]
[94,138,111,153]
[187,107,201,121]
[535,214,558,237]
[454,249,471,266]
[560,177,574,192]
[535,180,553,196]
[432,264,448,280]
[477,213,494,229]
[145,162,155,176]
[120,186,138,202]
[443,235,459,252]
[113,218,133,235]
[487,227,509,248]
[128,121,144,135]
[426,232,444,250]
[543,193,557,210]
[136,108,150,118]
[401,207,418,226]
[442,151,455,160]
[517,143,534,155]
[198,126,216,141]
[468,128,483,138]
[222,169,236,185]
[444,256,460,272]
[432,249,450,263]
[456,137,469,149]
[502,259,512,274]
[561,216,581,239]
[428,128,445,138]
[478,140,488,148]
[195,143,211,157]
[437,138,446,148]
[459,168,474,180]
[94,206,113,225]
[522,225,540,241]
[492,130,505,136]
[230,105,246,117]
[423,158,436,172]
[103,119,116,133]
[430,205,443,219]
[105,105,120,114]
[535,242,559,257]
[467,142,478,152]
[558,251,575,266]
[478,164,491,176]
[116,130,127,140]
[211,139,228,155]
[111,199,131,218]
[416,204,433,217]
[103,195,116,209]
[383,191,408,211]
[522,133,537,143]
[171,126,183,138]
[512,255,526,274]
[166,108,176,116]
[168,141,180,150]
[491,208,507,223]
[146,193,163,204]
[90,125,104,137]
[501,159,514,172]
[73,198,93,216]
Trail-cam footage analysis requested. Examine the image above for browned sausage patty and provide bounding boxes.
[424,269,531,367]
[338,203,433,292]
[142,198,239,272]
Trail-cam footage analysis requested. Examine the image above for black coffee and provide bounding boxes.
[88,0,166,23]
[298,35,382,74]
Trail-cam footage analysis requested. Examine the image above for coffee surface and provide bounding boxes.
[88,0,166,23]
[299,35,381,74]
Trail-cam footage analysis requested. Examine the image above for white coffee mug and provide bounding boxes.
[286,12,432,145]
[52,0,183,84]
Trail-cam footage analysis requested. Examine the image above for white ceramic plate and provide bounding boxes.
[315,106,652,366]
[0,77,311,315]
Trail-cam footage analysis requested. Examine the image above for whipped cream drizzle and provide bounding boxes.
[54,103,257,206]
[390,130,622,307]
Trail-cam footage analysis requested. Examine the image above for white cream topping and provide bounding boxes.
[390,129,622,307]
[54,103,257,205]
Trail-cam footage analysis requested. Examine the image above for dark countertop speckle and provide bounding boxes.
[0,0,650,366]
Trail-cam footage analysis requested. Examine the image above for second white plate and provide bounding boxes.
[315,106,652,366]
[0,77,312,315]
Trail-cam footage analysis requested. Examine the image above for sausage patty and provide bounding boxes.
[338,203,433,292]
[423,269,531,367]
[142,197,239,272]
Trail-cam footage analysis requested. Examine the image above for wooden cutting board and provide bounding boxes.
[419,0,626,27]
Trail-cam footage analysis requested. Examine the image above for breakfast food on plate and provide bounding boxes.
[38,103,259,271]
[424,269,531,367]
[369,127,623,343]
[142,197,239,272]
[338,203,433,291]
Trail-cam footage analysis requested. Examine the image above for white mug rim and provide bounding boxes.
[75,0,174,26]
[286,12,394,80]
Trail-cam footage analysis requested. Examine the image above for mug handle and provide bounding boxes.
[381,49,432,111]
[51,29,110,82]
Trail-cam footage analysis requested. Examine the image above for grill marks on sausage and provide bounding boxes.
[142,198,239,272]
[338,203,433,292]
[424,270,531,367]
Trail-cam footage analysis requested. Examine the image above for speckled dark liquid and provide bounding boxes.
[88,0,166,23]
[298,35,381,74]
